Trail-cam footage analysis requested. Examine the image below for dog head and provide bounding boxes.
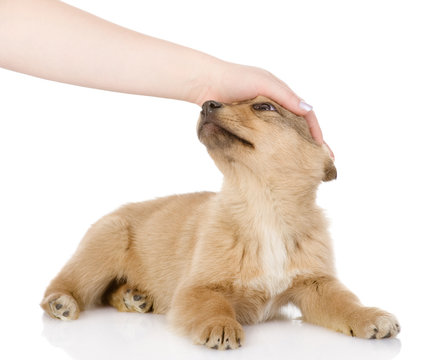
[197,96,336,184]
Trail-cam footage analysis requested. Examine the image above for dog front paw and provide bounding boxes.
[347,307,400,339]
[195,317,244,350]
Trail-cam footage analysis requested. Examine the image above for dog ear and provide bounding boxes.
[323,159,337,182]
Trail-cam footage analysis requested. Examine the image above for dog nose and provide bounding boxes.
[202,100,222,114]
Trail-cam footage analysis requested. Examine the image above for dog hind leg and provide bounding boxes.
[41,214,132,320]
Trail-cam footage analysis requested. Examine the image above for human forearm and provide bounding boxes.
[0,0,215,102]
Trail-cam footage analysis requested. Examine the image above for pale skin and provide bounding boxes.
[0,0,329,150]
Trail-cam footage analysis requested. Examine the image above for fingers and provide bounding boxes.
[264,81,334,155]
[263,83,324,145]
[264,82,306,116]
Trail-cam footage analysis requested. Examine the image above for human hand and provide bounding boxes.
[195,60,330,154]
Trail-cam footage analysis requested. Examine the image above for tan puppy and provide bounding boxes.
[41,97,400,349]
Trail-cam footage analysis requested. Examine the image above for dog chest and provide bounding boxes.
[240,228,295,297]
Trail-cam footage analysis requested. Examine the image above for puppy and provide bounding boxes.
[41,96,400,349]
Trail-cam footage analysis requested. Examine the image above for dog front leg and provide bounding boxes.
[168,285,244,350]
[287,274,400,339]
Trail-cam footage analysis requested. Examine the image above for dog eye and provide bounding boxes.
[252,103,277,112]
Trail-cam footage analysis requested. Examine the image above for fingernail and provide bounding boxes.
[299,100,313,112]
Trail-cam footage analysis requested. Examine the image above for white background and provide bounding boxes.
[1,1,429,359]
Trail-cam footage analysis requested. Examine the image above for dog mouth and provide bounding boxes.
[198,116,254,149]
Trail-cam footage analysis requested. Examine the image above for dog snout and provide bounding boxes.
[202,100,222,116]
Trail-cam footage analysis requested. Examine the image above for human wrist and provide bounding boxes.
[185,54,224,106]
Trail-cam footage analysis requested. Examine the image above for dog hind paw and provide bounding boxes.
[123,288,153,313]
[109,284,153,313]
[42,293,80,320]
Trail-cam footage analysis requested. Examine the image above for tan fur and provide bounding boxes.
[41,96,399,349]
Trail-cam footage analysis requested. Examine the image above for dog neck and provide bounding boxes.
[217,166,320,235]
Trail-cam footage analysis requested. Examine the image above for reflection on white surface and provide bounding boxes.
[42,307,401,360]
